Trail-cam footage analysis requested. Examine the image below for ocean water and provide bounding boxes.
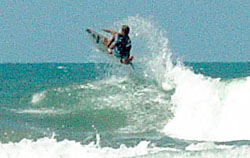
[1,16,250,158]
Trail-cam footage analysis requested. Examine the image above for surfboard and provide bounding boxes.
[85,28,134,69]
[86,29,109,54]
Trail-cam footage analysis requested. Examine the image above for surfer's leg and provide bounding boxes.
[104,35,115,47]
[103,37,113,54]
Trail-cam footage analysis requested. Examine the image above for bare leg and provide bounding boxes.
[104,38,113,54]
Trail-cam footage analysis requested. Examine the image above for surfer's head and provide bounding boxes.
[121,25,130,35]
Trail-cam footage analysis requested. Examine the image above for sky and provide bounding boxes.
[0,0,249,63]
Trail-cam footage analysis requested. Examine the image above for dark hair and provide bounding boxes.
[122,25,130,35]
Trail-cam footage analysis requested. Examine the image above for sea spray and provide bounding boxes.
[115,16,175,90]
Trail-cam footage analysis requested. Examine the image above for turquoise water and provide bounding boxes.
[0,63,168,143]
[185,62,250,79]
[1,17,250,158]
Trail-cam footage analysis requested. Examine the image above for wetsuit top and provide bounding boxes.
[113,34,132,59]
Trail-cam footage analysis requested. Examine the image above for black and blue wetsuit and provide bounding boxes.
[113,34,132,60]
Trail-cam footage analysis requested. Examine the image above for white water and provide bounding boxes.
[1,137,250,158]
[0,137,162,158]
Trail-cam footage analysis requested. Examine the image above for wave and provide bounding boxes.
[120,16,250,141]
[1,16,250,158]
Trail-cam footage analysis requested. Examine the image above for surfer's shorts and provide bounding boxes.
[114,48,129,60]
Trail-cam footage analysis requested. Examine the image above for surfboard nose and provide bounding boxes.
[86,29,91,33]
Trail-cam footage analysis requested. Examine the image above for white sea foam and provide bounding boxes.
[0,137,249,158]
[14,108,67,114]
[57,66,65,69]
[0,138,160,158]
[185,142,231,151]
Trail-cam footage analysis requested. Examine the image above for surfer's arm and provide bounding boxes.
[103,29,118,36]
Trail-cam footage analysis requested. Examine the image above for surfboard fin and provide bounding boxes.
[129,62,135,70]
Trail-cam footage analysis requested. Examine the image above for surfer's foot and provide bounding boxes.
[122,56,133,64]
[129,56,133,61]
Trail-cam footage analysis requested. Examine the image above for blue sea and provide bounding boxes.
[1,17,250,158]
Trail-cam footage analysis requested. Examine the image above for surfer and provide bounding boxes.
[103,25,133,64]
